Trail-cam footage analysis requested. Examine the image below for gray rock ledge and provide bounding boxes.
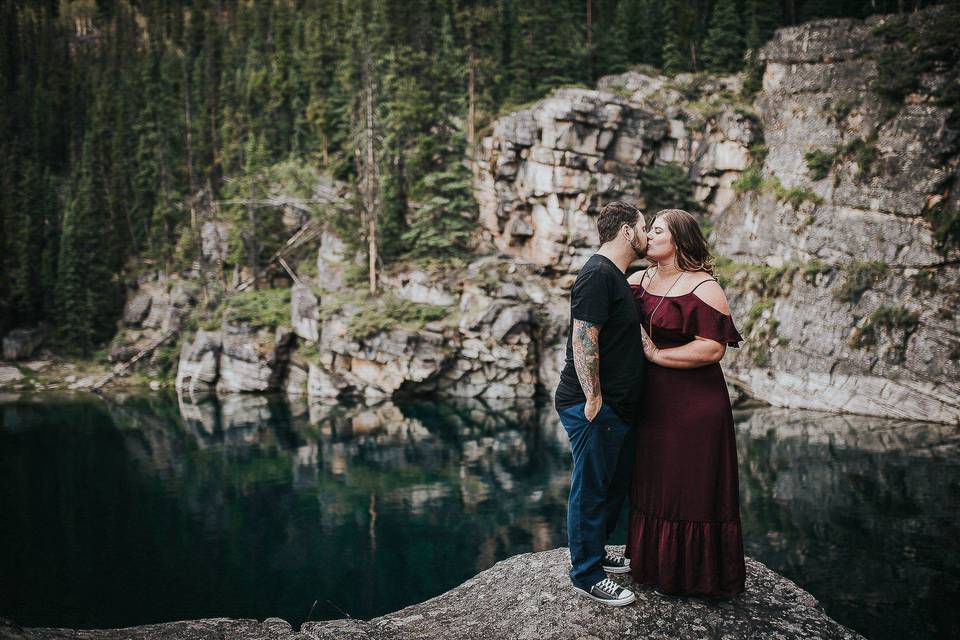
[0,547,865,640]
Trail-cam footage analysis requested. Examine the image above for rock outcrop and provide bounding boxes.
[0,547,864,640]
[2,327,45,360]
[711,7,960,423]
[475,74,756,272]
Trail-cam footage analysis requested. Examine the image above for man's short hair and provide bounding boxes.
[596,201,641,244]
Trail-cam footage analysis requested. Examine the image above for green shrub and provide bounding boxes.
[872,8,960,127]
[223,287,292,328]
[347,295,449,340]
[836,137,878,178]
[770,179,823,208]
[732,168,764,194]
[804,149,836,181]
[802,259,833,282]
[321,290,450,341]
[925,201,960,251]
[851,305,920,350]
[832,261,889,304]
[749,144,768,166]
[828,98,857,122]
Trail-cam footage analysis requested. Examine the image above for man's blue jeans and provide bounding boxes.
[558,401,634,590]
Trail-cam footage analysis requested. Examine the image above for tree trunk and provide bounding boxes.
[363,52,378,295]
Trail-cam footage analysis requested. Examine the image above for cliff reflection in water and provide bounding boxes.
[1,394,958,640]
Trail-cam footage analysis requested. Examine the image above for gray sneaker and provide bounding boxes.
[602,553,630,574]
[573,578,636,606]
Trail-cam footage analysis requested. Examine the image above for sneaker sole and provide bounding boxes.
[602,565,631,574]
[572,586,636,606]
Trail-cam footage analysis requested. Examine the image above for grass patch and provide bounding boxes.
[804,149,836,181]
[749,144,768,166]
[832,261,888,305]
[802,259,833,282]
[850,305,920,352]
[827,98,858,122]
[732,168,764,195]
[321,289,450,341]
[769,179,823,208]
[222,287,292,328]
[925,200,960,251]
[731,168,822,208]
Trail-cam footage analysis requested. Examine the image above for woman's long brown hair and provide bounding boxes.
[655,209,714,275]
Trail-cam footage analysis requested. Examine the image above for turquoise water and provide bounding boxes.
[1,392,958,639]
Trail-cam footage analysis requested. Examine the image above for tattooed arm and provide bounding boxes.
[572,318,603,421]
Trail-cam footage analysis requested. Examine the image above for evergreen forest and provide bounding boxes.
[0,0,943,352]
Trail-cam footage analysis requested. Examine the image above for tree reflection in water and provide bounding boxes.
[0,393,957,640]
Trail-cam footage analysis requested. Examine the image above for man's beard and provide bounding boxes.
[630,236,647,259]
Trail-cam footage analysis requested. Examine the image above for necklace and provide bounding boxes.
[641,265,685,338]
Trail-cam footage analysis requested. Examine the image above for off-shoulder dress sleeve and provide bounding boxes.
[684,300,743,348]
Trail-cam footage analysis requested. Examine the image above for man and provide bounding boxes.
[554,200,647,606]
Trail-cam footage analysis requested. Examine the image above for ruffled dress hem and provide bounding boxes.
[627,510,746,598]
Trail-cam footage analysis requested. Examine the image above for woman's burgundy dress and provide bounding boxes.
[626,282,746,597]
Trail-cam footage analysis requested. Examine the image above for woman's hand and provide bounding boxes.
[640,325,660,364]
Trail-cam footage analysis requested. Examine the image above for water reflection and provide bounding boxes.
[0,394,958,640]
[734,408,960,640]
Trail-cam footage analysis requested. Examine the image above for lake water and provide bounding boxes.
[1,392,958,639]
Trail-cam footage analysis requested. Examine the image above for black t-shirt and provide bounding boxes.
[554,254,645,423]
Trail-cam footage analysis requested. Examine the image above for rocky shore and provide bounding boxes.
[0,547,864,640]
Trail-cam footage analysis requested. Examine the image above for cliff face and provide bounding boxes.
[1,547,864,640]
[712,9,959,422]
[473,7,959,423]
[475,74,757,271]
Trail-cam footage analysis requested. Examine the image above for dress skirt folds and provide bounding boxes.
[627,283,746,597]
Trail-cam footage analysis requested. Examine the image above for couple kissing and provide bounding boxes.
[555,201,745,606]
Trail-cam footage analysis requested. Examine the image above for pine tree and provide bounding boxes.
[662,0,694,74]
[401,14,474,260]
[701,0,745,73]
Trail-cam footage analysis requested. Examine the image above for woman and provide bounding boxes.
[625,208,746,598]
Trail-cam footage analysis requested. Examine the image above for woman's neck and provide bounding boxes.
[656,261,681,278]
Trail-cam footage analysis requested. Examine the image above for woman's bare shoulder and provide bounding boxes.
[691,278,731,315]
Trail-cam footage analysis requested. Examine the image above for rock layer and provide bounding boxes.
[712,8,960,423]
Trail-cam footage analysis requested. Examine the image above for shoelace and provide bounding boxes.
[604,554,624,566]
[594,578,620,595]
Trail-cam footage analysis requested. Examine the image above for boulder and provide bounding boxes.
[1,548,864,640]
[176,330,222,395]
[2,328,44,360]
[0,365,25,386]
[290,283,320,342]
[216,325,294,394]
[200,221,229,264]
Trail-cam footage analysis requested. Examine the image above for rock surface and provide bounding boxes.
[712,7,960,423]
[475,75,755,272]
[0,547,864,640]
[2,327,45,360]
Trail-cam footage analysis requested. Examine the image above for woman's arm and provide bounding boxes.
[640,327,726,368]
[639,280,731,368]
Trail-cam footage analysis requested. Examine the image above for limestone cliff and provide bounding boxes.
[472,6,959,423]
[712,8,959,423]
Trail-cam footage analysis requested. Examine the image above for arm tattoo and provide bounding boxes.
[572,319,601,399]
